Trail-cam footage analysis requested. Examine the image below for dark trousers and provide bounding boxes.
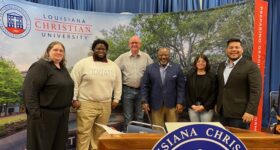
[122,85,143,131]
[219,115,250,129]
[27,107,69,150]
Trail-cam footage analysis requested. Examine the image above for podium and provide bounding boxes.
[98,127,280,150]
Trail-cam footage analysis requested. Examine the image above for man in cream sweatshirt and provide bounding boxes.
[71,39,122,150]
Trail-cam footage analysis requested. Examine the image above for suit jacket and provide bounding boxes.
[216,57,262,119]
[141,62,185,110]
[186,69,217,110]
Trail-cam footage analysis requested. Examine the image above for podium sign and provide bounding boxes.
[154,123,246,150]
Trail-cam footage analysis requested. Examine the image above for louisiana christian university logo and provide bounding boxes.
[153,124,247,150]
[0,4,31,38]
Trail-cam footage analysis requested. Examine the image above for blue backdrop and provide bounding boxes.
[264,0,280,127]
[24,0,246,13]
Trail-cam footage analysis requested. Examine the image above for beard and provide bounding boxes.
[227,54,241,61]
[229,57,239,61]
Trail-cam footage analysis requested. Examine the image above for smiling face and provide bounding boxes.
[129,35,141,54]
[94,43,107,59]
[157,48,170,66]
[226,41,243,61]
[48,44,64,64]
[196,57,207,71]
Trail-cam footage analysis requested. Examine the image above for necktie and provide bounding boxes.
[161,68,166,84]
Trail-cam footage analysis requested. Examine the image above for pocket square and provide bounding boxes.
[172,75,177,78]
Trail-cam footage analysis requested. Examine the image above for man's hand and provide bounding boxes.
[111,101,118,109]
[275,124,280,134]
[142,103,150,113]
[276,115,280,121]
[72,100,81,109]
[176,104,184,113]
[242,112,254,123]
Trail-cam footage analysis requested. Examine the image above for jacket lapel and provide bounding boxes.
[225,58,245,86]
[155,64,163,87]
[219,61,226,86]
[164,63,173,86]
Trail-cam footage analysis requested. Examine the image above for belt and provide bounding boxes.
[40,106,69,110]
[123,85,140,90]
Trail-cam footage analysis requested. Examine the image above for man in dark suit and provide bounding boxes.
[141,47,185,127]
[216,38,262,129]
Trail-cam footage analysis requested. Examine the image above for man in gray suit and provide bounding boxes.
[216,38,262,129]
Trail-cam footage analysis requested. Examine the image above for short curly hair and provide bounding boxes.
[91,39,109,51]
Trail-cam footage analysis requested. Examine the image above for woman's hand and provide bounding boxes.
[72,100,81,109]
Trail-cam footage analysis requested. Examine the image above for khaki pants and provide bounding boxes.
[151,106,177,128]
[76,101,111,150]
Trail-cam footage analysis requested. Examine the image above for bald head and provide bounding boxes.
[129,35,142,55]
[157,48,170,66]
[129,35,141,43]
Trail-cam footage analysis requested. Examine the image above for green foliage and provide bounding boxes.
[0,57,23,104]
[101,25,135,61]
[215,2,255,58]
[0,124,5,137]
[0,113,26,125]
[0,119,27,138]
[101,1,254,70]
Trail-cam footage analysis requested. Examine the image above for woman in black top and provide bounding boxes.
[186,54,217,122]
[23,41,74,150]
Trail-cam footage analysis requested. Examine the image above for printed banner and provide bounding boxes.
[0,0,258,148]
[251,0,268,131]
[0,0,134,71]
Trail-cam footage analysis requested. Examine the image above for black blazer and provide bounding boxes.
[185,69,217,110]
[216,58,262,118]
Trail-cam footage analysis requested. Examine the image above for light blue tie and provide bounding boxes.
[160,68,166,84]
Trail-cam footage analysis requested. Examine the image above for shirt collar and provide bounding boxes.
[225,56,242,67]
[159,62,170,69]
[43,58,62,70]
[129,51,141,57]
[93,55,108,63]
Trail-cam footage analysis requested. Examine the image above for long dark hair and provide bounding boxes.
[41,41,66,66]
[193,54,210,72]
